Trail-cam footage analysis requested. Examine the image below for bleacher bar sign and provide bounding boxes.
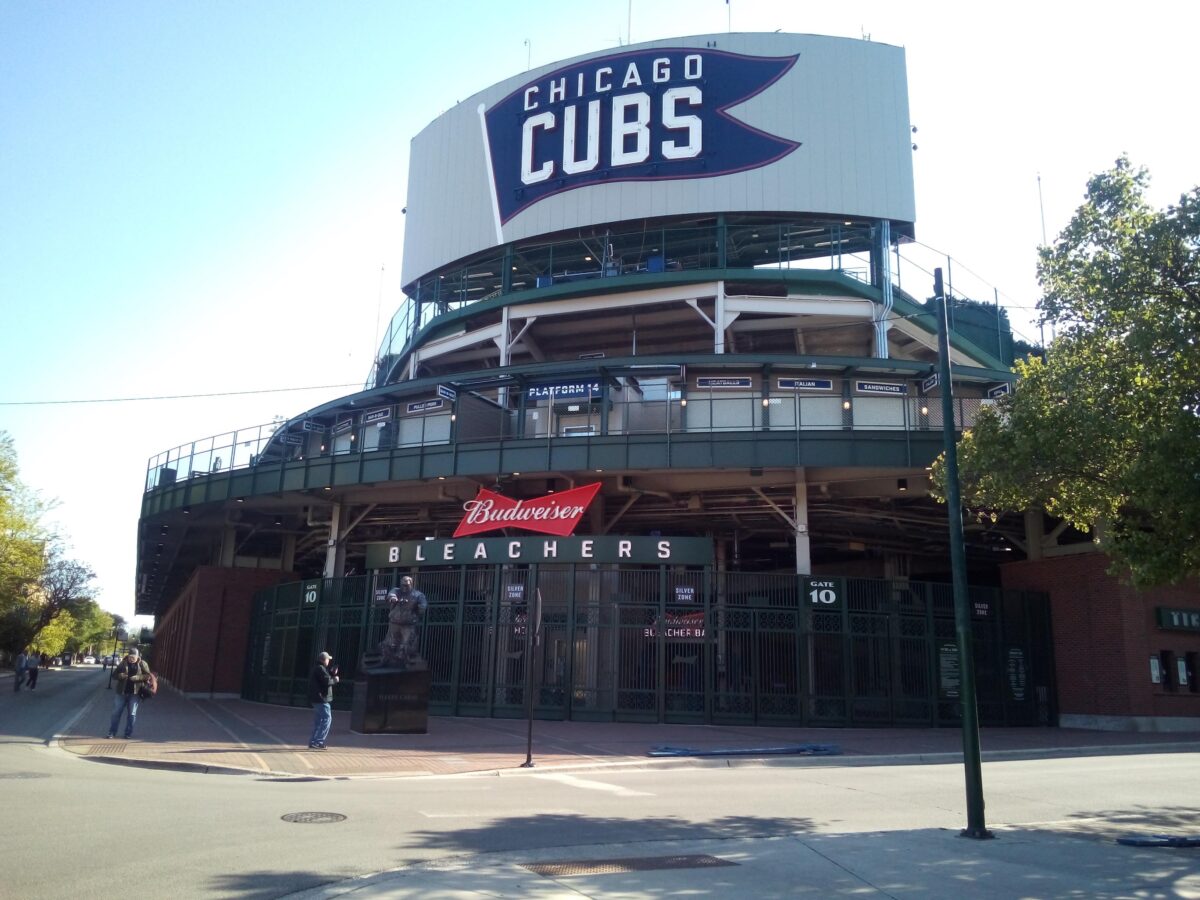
[485,48,800,224]
[453,482,602,537]
[366,535,714,568]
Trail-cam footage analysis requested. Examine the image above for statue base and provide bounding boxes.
[350,668,431,735]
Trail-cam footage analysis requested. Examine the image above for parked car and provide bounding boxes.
[50,657,61,666]
[83,655,96,664]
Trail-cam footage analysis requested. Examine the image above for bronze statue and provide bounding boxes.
[371,575,428,670]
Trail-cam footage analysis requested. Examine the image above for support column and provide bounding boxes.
[323,502,343,579]
[1023,508,1045,561]
[714,280,726,354]
[873,220,894,358]
[794,470,812,575]
[281,534,297,573]
[219,525,237,567]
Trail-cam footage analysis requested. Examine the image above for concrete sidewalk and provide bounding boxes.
[57,677,1200,779]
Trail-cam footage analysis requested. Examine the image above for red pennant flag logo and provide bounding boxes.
[453,482,602,538]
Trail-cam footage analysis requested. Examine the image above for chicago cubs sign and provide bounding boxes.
[483,48,800,224]
[402,33,916,287]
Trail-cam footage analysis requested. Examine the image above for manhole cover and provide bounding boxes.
[524,854,736,877]
[281,812,346,824]
[0,772,50,780]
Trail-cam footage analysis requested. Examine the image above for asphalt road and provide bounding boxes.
[3,667,1198,898]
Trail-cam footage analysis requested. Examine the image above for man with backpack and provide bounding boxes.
[108,647,151,739]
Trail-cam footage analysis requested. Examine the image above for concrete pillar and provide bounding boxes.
[219,525,237,567]
[715,280,726,354]
[1024,508,1045,561]
[281,534,296,572]
[323,502,343,579]
[794,469,812,575]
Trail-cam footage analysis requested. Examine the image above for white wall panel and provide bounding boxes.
[403,32,915,285]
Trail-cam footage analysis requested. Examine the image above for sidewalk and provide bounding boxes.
[57,679,1200,779]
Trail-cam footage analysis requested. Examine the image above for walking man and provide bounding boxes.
[108,647,150,738]
[13,649,27,691]
[307,651,339,750]
[25,651,40,689]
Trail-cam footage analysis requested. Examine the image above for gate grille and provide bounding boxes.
[245,569,1055,728]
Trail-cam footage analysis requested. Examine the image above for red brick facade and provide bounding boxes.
[1002,553,1200,730]
[152,566,294,696]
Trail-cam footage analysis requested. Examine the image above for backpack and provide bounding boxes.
[140,670,158,699]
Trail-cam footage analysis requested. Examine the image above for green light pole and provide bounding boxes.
[935,267,992,840]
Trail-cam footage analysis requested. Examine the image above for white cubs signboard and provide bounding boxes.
[483,48,799,224]
[402,33,915,286]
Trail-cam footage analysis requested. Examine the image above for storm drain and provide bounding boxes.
[523,854,736,877]
[91,743,126,754]
[281,812,347,824]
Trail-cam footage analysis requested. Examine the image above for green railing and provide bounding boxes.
[146,386,988,491]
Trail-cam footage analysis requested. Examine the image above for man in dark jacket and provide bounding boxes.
[307,651,339,750]
[108,647,150,738]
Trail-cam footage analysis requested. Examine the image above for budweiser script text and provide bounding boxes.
[452,482,601,537]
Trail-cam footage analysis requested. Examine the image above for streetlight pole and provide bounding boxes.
[935,267,992,840]
[106,627,121,690]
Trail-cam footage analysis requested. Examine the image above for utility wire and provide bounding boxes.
[0,383,361,408]
[2,305,1025,410]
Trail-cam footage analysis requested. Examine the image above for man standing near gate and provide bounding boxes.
[307,651,339,750]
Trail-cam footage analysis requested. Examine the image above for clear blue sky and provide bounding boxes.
[2,1,1196,625]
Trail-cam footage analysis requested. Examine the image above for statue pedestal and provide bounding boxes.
[350,668,431,734]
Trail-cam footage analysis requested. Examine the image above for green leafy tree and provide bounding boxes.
[941,158,1200,585]
[64,599,114,656]
[0,431,50,651]
[32,611,74,658]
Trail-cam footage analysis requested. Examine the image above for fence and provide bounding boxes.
[147,391,989,491]
[243,567,1055,729]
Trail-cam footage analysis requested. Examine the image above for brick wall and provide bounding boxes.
[1002,554,1200,726]
[153,567,294,696]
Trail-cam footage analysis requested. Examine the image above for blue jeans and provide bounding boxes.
[309,702,332,746]
[109,691,141,737]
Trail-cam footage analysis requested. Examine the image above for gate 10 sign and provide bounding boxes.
[302,580,323,606]
[803,576,844,608]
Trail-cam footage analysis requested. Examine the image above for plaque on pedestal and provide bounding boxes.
[351,668,431,734]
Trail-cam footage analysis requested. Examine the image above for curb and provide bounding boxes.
[53,738,1200,780]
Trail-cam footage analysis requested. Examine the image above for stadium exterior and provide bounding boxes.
[137,33,1199,731]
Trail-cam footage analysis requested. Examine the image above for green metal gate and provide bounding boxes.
[245,567,1056,728]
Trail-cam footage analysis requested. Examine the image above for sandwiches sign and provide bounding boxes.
[453,482,602,538]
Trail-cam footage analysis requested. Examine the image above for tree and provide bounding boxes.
[0,431,50,651]
[31,611,74,658]
[64,599,114,655]
[941,158,1200,586]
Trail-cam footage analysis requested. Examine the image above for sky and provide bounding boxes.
[2,1,1197,626]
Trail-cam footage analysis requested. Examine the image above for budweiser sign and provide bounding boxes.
[453,482,601,538]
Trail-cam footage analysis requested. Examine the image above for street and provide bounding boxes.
[2,666,1198,898]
